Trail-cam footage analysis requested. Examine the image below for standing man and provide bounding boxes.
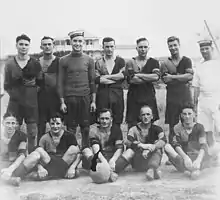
[193,39,220,153]
[58,30,96,149]
[161,36,194,144]
[4,34,42,153]
[95,37,125,126]
[126,37,160,129]
[38,36,60,141]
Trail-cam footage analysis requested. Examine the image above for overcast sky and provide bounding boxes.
[0,0,220,58]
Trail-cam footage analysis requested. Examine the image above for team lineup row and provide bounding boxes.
[1,30,220,185]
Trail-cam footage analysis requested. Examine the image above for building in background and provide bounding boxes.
[54,30,136,60]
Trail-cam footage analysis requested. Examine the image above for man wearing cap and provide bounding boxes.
[160,36,194,145]
[95,37,125,126]
[58,30,96,149]
[193,39,220,156]
[125,37,160,129]
[38,36,60,142]
[4,34,42,153]
[81,108,124,182]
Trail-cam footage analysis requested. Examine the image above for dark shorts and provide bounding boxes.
[65,95,90,127]
[7,86,38,125]
[165,89,193,127]
[38,89,61,122]
[96,89,124,124]
[131,149,162,172]
[44,155,69,178]
[126,97,159,127]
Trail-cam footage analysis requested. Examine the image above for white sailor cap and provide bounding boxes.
[68,30,84,39]
[198,39,213,47]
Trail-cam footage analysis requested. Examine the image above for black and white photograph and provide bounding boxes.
[0,0,220,199]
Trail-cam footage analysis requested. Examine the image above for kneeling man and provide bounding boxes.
[10,113,81,184]
[165,103,210,179]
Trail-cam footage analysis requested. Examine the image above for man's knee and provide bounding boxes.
[164,144,173,153]
[66,145,80,155]
[24,151,41,166]
[122,148,135,162]
[35,147,46,156]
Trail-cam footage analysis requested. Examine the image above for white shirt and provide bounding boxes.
[193,59,220,99]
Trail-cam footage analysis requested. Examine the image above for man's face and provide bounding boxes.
[136,40,149,57]
[168,40,180,56]
[140,107,153,124]
[200,45,213,60]
[99,111,112,128]
[181,108,194,124]
[71,36,84,53]
[103,41,115,57]
[16,39,30,55]
[49,118,63,135]
[3,116,18,135]
[41,39,54,55]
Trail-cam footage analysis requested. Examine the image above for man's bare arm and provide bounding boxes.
[136,73,159,82]
[171,73,193,82]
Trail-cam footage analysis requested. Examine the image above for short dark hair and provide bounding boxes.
[41,36,54,42]
[180,103,195,113]
[3,112,18,121]
[136,37,149,45]
[16,34,31,43]
[102,37,115,46]
[167,36,180,44]
[98,108,113,118]
[140,105,153,115]
[49,113,64,122]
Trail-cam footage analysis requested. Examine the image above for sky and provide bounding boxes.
[0,0,220,58]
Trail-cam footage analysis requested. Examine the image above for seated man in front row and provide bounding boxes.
[165,103,211,179]
[116,105,166,180]
[82,108,124,182]
[7,113,81,185]
[0,112,27,186]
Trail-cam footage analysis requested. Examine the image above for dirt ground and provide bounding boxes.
[0,159,220,200]
[1,90,220,200]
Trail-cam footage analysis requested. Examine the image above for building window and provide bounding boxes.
[61,40,65,45]
[66,39,71,45]
[54,40,60,46]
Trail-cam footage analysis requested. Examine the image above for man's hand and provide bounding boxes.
[1,168,13,180]
[109,159,116,171]
[65,167,76,179]
[90,102,96,112]
[142,149,150,159]
[183,156,193,171]
[60,103,67,113]
[192,159,201,170]
[162,73,174,83]
[37,167,48,179]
